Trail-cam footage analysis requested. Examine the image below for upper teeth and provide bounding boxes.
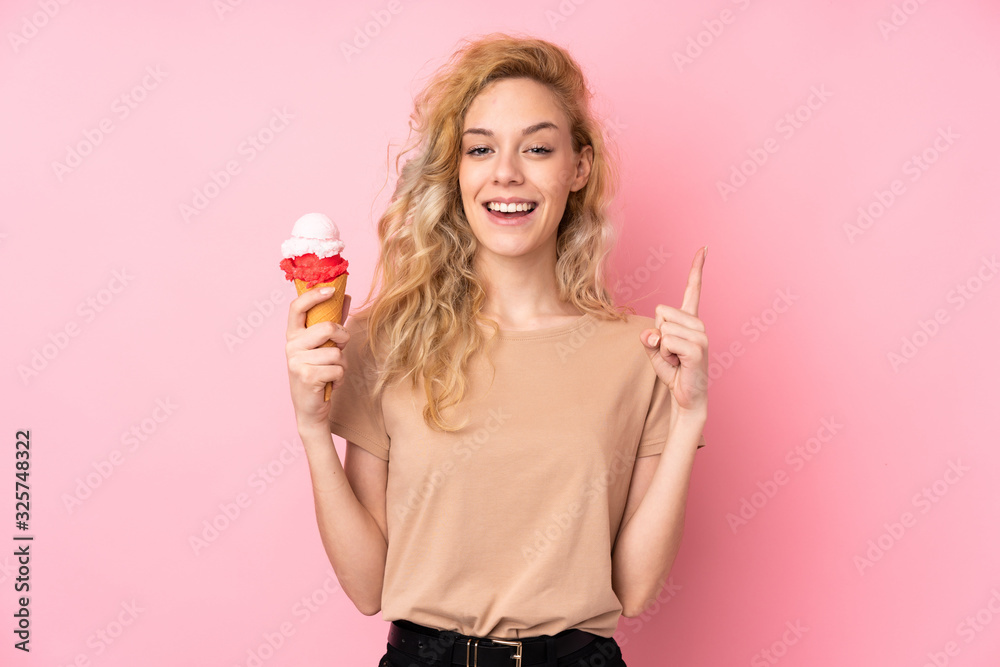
[487,201,536,213]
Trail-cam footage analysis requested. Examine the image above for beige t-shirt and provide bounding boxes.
[328,310,705,639]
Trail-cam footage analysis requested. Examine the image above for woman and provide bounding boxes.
[285,32,708,667]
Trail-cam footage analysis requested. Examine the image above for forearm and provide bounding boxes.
[299,423,387,616]
[611,409,705,617]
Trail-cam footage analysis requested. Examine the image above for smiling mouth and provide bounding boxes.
[483,201,538,219]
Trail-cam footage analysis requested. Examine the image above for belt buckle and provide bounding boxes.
[464,638,477,667]
[486,638,522,667]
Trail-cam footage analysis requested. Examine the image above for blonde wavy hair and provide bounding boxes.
[351,32,634,432]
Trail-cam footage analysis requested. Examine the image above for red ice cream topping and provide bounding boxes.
[279,253,349,289]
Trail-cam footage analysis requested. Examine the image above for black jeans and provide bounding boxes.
[377,620,628,667]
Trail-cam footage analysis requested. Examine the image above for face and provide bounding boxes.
[458,77,593,267]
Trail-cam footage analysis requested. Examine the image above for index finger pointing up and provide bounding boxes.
[681,246,707,318]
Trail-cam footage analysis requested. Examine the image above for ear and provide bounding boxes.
[570,144,594,193]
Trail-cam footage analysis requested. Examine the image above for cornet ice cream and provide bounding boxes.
[280,212,349,401]
[279,212,349,287]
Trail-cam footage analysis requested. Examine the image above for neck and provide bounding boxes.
[473,243,580,328]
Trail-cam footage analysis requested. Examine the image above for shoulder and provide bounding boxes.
[340,313,380,366]
[343,311,369,335]
[342,312,375,351]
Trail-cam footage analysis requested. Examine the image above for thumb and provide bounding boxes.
[640,328,661,366]
[640,328,679,369]
[641,328,660,349]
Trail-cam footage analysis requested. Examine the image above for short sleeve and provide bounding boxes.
[327,317,391,461]
[635,376,706,457]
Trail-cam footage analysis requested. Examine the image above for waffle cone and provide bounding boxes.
[294,273,348,401]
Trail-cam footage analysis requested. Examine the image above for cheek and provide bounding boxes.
[537,173,573,198]
[536,160,577,194]
[458,163,475,199]
[555,162,579,191]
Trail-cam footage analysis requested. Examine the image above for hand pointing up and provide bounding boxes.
[641,246,708,414]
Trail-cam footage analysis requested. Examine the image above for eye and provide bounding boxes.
[465,145,552,156]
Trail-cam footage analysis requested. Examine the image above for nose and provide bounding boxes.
[491,147,523,185]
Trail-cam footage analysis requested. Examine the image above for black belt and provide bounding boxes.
[387,619,599,667]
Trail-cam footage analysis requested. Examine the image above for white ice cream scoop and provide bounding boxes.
[281,212,345,259]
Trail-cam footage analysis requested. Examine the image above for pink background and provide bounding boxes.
[3,1,999,665]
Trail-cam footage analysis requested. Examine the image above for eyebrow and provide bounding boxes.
[462,121,559,139]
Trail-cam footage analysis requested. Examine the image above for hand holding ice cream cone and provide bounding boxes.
[280,213,350,402]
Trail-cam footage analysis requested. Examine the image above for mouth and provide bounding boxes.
[483,200,538,223]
